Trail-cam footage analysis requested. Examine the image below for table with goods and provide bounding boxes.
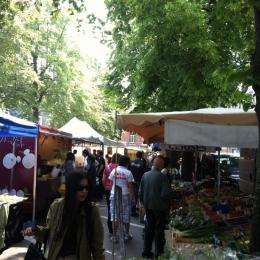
[166,179,255,259]
[0,194,28,252]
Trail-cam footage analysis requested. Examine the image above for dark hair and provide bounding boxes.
[58,171,92,239]
[87,154,96,163]
[97,150,103,156]
[136,151,143,158]
[66,152,75,161]
[82,149,89,157]
[151,154,165,163]
[111,153,121,163]
[164,157,170,168]
[118,155,130,166]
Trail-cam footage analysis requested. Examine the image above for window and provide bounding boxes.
[129,132,136,143]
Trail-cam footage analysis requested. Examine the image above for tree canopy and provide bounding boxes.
[103,0,255,112]
[0,0,114,137]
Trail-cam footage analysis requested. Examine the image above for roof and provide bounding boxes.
[39,125,72,139]
[59,117,125,147]
[0,111,38,137]
[117,107,257,144]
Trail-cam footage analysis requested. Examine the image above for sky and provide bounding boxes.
[69,0,111,69]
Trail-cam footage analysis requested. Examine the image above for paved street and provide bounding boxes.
[99,200,144,260]
[0,199,145,260]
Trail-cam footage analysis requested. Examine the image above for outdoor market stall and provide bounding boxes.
[35,126,72,216]
[59,117,125,165]
[0,111,38,251]
[117,107,258,255]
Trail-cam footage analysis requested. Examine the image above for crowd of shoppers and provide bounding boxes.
[22,149,172,259]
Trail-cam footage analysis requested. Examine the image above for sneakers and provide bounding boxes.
[124,234,133,241]
[142,251,154,259]
[110,235,119,243]
[110,234,133,243]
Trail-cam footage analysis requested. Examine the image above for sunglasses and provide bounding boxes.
[77,185,89,191]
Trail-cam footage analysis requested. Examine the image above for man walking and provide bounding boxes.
[139,155,172,258]
[130,151,146,216]
[109,155,135,242]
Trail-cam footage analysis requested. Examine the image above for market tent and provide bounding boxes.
[60,117,125,147]
[39,125,72,139]
[117,107,257,144]
[0,111,38,220]
[39,126,72,162]
[0,111,38,137]
[165,120,258,148]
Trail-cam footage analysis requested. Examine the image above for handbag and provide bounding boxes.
[24,242,46,260]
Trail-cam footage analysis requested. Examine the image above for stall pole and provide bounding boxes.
[9,140,16,189]
[194,146,198,183]
[32,136,38,221]
[217,147,221,201]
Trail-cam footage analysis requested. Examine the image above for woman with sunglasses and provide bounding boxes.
[23,171,104,260]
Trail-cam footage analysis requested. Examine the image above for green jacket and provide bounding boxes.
[139,168,172,213]
[36,198,104,260]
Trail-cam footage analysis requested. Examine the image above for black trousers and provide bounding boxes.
[104,190,113,234]
[143,209,166,258]
[131,182,140,214]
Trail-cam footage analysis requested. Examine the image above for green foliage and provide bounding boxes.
[103,0,255,112]
[0,0,115,138]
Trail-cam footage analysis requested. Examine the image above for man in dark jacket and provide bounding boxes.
[139,155,172,258]
[130,151,146,216]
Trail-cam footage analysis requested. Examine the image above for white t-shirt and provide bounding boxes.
[109,166,134,196]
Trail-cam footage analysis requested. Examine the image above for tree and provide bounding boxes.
[103,0,254,112]
[250,2,260,253]
[104,0,260,252]
[0,1,89,125]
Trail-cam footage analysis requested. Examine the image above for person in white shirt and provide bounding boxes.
[109,155,134,242]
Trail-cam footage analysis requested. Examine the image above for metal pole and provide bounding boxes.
[32,135,38,221]
[112,110,118,260]
[217,147,221,201]
[10,140,16,189]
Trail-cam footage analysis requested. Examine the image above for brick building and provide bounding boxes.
[120,130,146,147]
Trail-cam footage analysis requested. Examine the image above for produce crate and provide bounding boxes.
[166,228,213,250]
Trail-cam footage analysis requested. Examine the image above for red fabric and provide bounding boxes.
[39,125,72,138]
[103,163,117,190]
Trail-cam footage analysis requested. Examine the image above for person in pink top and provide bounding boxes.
[102,153,121,236]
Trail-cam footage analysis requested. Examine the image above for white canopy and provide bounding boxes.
[117,107,258,145]
[60,117,124,147]
[165,120,258,148]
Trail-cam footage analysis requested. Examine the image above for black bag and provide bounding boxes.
[24,242,46,260]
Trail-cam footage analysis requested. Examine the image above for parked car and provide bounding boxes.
[211,154,240,181]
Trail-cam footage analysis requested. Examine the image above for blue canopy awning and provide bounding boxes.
[0,111,38,137]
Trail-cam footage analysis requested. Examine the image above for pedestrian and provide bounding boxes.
[85,154,98,202]
[130,151,146,216]
[139,155,172,258]
[82,148,90,169]
[102,153,120,237]
[96,150,105,200]
[63,152,75,179]
[22,171,105,259]
[109,155,134,243]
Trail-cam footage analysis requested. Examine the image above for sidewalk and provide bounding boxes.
[0,239,30,260]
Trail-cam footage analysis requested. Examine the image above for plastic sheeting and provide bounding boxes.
[165,120,258,148]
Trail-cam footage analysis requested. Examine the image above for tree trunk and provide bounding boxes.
[250,5,260,254]
[33,106,39,123]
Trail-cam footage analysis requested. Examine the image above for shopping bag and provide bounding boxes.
[24,243,46,260]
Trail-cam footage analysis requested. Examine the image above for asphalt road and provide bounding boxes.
[0,199,145,260]
[98,200,145,260]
